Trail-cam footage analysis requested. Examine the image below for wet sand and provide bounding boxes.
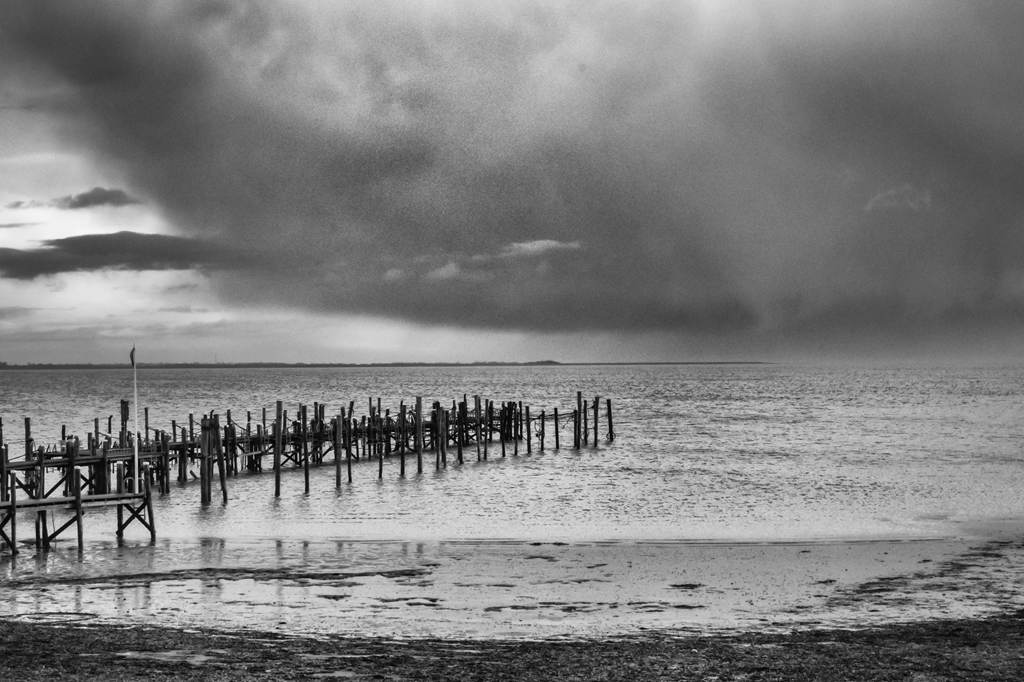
[3,533,1024,640]
[2,608,1023,680]
[4,535,1024,678]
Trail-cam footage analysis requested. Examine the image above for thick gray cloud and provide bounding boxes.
[55,186,140,209]
[0,231,232,279]
[3,0,1024,345]
[6,187,139,209]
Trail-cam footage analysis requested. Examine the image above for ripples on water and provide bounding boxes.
[2,363,1023,543]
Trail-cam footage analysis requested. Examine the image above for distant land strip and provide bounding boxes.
[0,360,768,370]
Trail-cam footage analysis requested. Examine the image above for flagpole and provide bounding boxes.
[132,346,139,493]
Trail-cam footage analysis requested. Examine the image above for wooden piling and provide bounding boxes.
[143,463,157,540]
[35,444,46,549]
[525,406,531,455]
[334,415,343,488]
[540,405,548,448]
[199,418,210,505]
[513,403,519,456]
[482,400,488,460]
[214,415,228,503]
[554,408,560,449]
[441,406,448,468]
[606,398,614,441]
[499,403,506,457]
[161,431,171,494]
[475,396,482,462]
[274,401,282,498]
[576,392,583,446]
[379,416,385,480]
[100,440,110,494]
[415,397,423,474]
[0,441,6,501]
[116,461,125,536]
[73,466,84,550]
[301,405,310,493]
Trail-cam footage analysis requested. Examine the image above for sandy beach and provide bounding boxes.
[3,532,1024,678]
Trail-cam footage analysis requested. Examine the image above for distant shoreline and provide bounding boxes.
[0,361,768,370]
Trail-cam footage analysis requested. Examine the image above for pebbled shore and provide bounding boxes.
[2,612,1024,681]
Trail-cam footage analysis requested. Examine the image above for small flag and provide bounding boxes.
[130,345,136,368]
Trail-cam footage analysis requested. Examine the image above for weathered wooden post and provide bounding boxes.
[35,443,46,550]
[1,441,8,500]
[593,396,599,447]
[365,406,372,457]
[161,431,171,494]
[378,412,385,479]
[119,399,129,448]
[415,397,423,474]
[456,401,464,464]
[174,420,185,482]
[475,396,482,462]
[199,418,210,505]
[301,405,310,493]
[274,401,283,497]
[606,399,614,441]
[526,406,532,454]
[5,470,16,554]
[577,392,584,447]
[513,403,519,457]
[554,408,560,449]
[214,415,228,503]
[442,406,450,468]
[499,403,506,457]
[436,403,444,466]
[399,403,407,476]
[482,400,488,460]
[583,399,589,446]
[539,410,545,451]
[73,466,84,550]
[100,439,110,494]
[64,437,75,497]
[115,461,126,536]
[334,415,343,488]
[143,463,157,541]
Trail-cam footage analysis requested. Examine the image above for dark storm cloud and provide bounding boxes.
[4,0,1024,343]
[6,187,140,209]
[0,231,233,279]
[55,187,140,209]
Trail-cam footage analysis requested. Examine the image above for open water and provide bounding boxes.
[2,362,1023,544]
[3,363,1024,637]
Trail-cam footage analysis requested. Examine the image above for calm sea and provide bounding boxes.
[2,363,1022,543]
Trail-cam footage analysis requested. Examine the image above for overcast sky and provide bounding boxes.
[2,0,1024,364]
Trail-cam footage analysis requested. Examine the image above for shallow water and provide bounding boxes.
[3,363,1023,544]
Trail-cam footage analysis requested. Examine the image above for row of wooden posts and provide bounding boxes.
[174,391,614,501]
[0,393,613,552]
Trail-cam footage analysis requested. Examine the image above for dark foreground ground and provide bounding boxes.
[2,612,1023,681]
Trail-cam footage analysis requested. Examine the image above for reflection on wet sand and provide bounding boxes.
[2,537,1023,639]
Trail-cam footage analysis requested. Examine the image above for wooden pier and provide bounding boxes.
[0,392,613,554]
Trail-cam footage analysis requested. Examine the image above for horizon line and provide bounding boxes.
[0,360,769,370]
